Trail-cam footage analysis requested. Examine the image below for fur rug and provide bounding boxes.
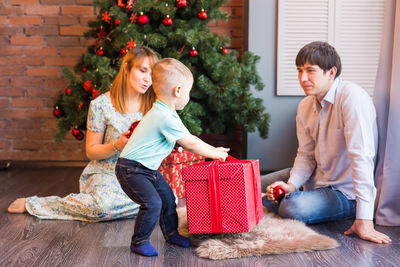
[177,207,339,260]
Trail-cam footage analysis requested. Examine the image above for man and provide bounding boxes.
[262,41,391,244]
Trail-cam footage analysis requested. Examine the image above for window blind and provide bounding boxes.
[277,0,384,96]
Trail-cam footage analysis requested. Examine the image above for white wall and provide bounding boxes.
[247,0,303,171]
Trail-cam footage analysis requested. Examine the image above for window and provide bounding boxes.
[277,0,385,96]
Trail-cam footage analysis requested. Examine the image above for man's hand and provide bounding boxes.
[344,219,392,244]
[266,181,296,202]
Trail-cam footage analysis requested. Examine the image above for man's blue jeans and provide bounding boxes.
[115,158,178,245]
[261,168,356,224]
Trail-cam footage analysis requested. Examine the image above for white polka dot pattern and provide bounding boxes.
[182,159,264,234]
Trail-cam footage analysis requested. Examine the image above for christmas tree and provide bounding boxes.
[53,0,270,141]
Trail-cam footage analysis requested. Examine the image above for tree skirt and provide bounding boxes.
[177,207,339,260]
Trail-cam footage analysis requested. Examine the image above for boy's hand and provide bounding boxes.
[266,181,295,202]
[213,147,230,161]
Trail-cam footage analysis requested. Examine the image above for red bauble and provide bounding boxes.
[126,120,140,138]
[114,19,120,26]
[65,87,72,96]
[198,9,207,20]
[92,89,101,99]
[138,13,149,25]
[53,106,61,118]
[176,0,187,8]
[189,48,198,57]
[82,66,87,72]
[120,47,127,55]
[272,186,285,202]
[163,16,173,26]
[75,132,84,140]
[83,80,93,91]
[77,103,83,111]
[222,48,229,55]
[71,128,80,137]
[97,49,104,56]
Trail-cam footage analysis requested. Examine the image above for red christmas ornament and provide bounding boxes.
[127,0,135,10]
[130,13,138,23]
[65,87,72,96]
[92,89,101,99]
[114,19,120,26]
[96,26,106,38]
[83,80,93,91]
[120,47,127,55]
[189,48,198,57]
[71,127,80,137]
[97,48,104,56]
[101,11,111,23]
[198,9,208,20]
[163,15,173,26]
[126,39,136,50]
[77,103,83,111]
[117,0,124,7]
[82,66,87,72]
[138,12,149,25]
[75,132,84,140]
[53,106,61,118]
[222,48,229,55]
[272,185,285,202]
[126,120,141,138]
[176,0,187,8]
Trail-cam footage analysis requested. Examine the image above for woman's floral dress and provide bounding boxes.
[25,94,142,222]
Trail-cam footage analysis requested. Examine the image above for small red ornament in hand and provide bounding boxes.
[272,185,285,202]
[126,120,140,138]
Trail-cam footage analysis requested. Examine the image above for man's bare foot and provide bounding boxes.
[8,198,27,213]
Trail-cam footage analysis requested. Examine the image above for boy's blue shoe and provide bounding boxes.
[130,242,158,257]
[167,233,191,248]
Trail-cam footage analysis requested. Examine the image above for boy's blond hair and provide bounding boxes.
[151,58,193,96]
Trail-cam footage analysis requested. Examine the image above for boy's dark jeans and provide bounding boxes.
[115,157,178,246]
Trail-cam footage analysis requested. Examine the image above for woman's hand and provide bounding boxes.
[86,130,131,160]
[113,131,131,151]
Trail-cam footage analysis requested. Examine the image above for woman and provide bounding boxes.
[8,46,159,222]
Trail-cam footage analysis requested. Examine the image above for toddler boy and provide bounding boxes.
[115,58,229,256]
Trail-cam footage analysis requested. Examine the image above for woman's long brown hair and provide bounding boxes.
[110,46,159,115]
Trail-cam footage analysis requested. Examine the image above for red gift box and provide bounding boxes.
[158,149,204,198]
[182,158,263,233]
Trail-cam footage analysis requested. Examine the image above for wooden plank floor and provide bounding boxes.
[1,166,399,267]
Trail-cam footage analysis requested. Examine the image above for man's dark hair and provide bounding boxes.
[296,41,342,78]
